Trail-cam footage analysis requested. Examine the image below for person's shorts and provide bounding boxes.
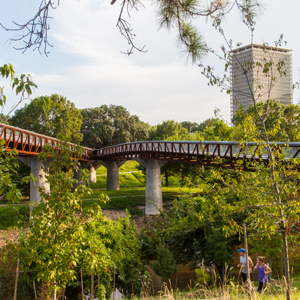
[241,272,252,283]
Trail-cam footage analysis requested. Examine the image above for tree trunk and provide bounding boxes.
[165,170,169,187]
[13,258,20,300]
[281,228,290,300]
[81,269,84,300]
[91,269,94,300]
[243,223,252,300]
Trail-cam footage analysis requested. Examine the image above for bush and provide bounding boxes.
[195,267,213,286]
[150,242,179,279]
[128,207,144,216]
[0,205,29,229]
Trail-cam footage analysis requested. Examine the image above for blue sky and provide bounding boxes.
[0,0,299,125]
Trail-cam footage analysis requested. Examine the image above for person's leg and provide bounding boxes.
[241,272,247,283]
[257,282,263,292]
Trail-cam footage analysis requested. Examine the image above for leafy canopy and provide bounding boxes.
[9,94,83,144]
[81,105,149,148]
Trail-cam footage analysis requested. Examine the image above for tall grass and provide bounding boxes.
[127,275,300,300]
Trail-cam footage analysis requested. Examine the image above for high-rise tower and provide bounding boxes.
[230,44,292,120]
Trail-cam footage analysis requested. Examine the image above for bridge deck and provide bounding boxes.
[94,141,300,170]
[0,123,93,161]
[2,122,300,168]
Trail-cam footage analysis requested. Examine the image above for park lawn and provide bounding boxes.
[96,160,140,175]
[82,187,146,200]
[119,173,145,187]
[91,171,145,189]
[162,186,202,193]
[81,196,143,210]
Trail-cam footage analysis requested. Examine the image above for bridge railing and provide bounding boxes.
[95,141,300,165]
[0,123,93,160]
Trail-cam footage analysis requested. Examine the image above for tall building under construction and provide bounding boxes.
[230,44,293,120]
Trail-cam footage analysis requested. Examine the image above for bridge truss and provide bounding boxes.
[95,141,300,170]
[0,123,93,161]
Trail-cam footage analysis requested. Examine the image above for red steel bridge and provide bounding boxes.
[94,141,300,170]
[0,123,93,160]
[2,123,300,214]
[2,122,300,167]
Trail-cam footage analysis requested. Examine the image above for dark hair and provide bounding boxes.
[258,256,265,262]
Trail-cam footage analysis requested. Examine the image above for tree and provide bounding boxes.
[199,31,299,299]
[0,63,38,123]
[0,0,261,59]
[3,142,149,299]
[80,105,149,148]
[202,118,233,141]
[0,64,38,203]
[180,121,199,133]
[232,100,300,142]
[150,241,179,279]
[148,120,188,141]
[196,118,219,132]
[140,189,241,281]
[9,94,83,144]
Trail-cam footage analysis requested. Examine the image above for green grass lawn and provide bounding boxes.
[96,160,140,175]
[91,171,145,189]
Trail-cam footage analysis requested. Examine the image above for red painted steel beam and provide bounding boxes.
[0,123,93,161]
[94,141,300,171]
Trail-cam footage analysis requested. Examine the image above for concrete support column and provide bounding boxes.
[73,161,93,187]
[135,158,167,215]
[18,157,51,205]
[73,164,83,185]
[101,161,126,190]
[89,163,102,183]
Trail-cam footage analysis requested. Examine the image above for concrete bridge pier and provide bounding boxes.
[135,158,167,215]
[18,157,51,205]
[73,161,95,186]
[89,163,102,183]
[101,161,126,190]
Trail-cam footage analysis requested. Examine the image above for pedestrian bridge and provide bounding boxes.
[1,123,300,214]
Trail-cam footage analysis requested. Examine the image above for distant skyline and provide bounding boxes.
[0,0,299,126]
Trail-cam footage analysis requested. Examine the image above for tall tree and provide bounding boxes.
[196,118,219,133]
[203,118,233,141]
[3,142,149,299]
[200,32,299,299]
[80,105,149,149]
[180,121,199,133]
[149,120,188,141]
[9,94,83,144]
[232,100,300,142]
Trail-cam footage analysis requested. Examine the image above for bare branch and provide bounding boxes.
[116,0,147,55]
[0,0,58,56]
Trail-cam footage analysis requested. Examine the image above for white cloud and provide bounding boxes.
[1,0,299,126]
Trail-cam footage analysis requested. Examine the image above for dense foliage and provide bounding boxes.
[80,105,149,148]
[1,143,149,299]
[9,94,83,144]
